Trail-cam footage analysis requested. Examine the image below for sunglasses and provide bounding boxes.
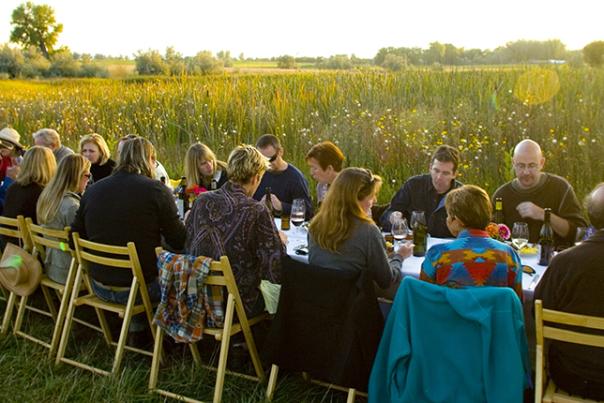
[268,154,278,163]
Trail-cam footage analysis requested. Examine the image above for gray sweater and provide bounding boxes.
[309,219,402,289]
[44,192,80,284]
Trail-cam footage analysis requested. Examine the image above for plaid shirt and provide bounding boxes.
[154,251,224,343]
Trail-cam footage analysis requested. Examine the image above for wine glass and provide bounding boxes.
[511,222,529,251]
[391,218,410,249]
[290,199,306,234]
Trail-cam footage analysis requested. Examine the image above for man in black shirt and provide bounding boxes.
[535,183,604,400]
[380,145,462,237]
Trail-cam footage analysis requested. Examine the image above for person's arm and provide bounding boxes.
[380,181,412,231]
[157,185,186,250]
[419,248,437,284]
[366,225,400,289]
[254,205,284,284]
[509,249,524,302]
[0,176,14,209]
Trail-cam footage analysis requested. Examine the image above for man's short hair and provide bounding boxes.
[586,183,604,229]
[445,185,492,230]
[431,145,460,172]
[306,141,345,172]
[255,134,281,150]
[33,128,61,148]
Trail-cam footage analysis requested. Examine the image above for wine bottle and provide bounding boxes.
[538,208,554,266]
[412,210,428,257]
[265,187,276,217]
[175,176,189,219]
[494,197,504,224]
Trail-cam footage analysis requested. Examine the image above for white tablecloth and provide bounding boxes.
[277,218,547,301]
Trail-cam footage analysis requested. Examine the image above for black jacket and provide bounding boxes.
[71,171,186,286]
[265,256,384,391]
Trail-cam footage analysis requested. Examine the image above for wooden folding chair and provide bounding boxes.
[55,233,156,376]
[149,251,269,403]
[535,299,604,402]
[12,219,106,358]
[0,215,32,335]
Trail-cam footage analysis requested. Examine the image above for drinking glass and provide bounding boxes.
[391,218,409,249]
[575,226,588,246]
[290,199,306,234]
[511,222,529,250]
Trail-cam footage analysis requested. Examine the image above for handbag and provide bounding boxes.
[0,243,42,296]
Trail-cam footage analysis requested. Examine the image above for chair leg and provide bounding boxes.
[41,285,58,320]
[149,326,164,391]
[111,283,138,375]
[346,388,357,403]
[266,364,279,401]
[56,267,84,365]
[213,293,235,403]
[190,342,201,366]
[1,291,17,335]
[241,317,265,380]
[12,295,27,335]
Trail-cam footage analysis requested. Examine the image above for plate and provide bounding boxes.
[518,246,538,256]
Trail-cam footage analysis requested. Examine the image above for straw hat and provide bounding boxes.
[0,243,42,297]
[0,127,24,149]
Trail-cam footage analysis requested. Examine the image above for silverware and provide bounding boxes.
[528,274,541,291]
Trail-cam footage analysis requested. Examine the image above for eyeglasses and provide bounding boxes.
[514,163,540,171]
[267,154,278,163]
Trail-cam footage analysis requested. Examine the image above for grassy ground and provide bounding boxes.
[0,294,358,402]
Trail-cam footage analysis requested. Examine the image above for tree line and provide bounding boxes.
[2,2,604,79]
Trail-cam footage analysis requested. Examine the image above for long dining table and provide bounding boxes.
[279,218,548,302]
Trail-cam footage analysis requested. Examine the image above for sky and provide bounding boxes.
[1,0,602,58]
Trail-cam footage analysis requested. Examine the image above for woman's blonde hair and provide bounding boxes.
[16,146,57,187]
[37,154,91,224]
[445,185,492,230]
[309,167,382,252]
[226,144,268,184]
[79,133,111,165]
[115,137,156,179]
[184,142,226,188]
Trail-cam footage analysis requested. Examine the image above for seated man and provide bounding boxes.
[252,134,313,218]
[32,128,74,163]
[380,145,462,237]
[420,185,523,301]
[492,139,586,246]
[535,183,604,400]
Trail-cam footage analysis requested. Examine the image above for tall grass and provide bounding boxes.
[1,66,603,201]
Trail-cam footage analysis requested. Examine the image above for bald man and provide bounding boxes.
[492,139,586,246]
[534,183,604,399]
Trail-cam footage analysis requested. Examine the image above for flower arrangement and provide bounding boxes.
[486,222,511,242]
[186,184,207,197]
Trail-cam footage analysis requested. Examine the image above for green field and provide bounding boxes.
[1,67,603,202]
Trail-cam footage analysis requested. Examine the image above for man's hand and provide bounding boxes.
[260,194,283,212]
[516,202,544,221]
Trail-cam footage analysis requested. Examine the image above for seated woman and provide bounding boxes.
[420,184,523,300]
[305,140,345,204]
[80,133,115,183]
[3,146,57,223]
[308,167,412,298]
[184,142,228,192]
[185,145,285,317]
[36,154,91,284]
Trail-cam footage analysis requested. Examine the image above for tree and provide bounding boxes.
[10,2,63,59]
[134,49,168,75]
[583,41,604,67]
[277,55,296,69]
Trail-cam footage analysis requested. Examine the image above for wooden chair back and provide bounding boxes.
[535,299,604,402]
[0,215,32,252]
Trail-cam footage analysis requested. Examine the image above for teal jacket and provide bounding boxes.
[369,277,529,403]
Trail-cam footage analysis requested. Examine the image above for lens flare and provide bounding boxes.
[513,68,560,105]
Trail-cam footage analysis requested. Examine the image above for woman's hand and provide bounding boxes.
[395,242,414,259]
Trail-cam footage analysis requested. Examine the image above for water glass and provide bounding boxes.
[511,222,529,250]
